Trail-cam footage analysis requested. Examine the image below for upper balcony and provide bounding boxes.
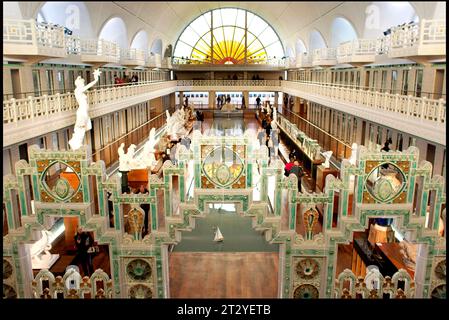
[120,48,146,68]
[388,19,446,63]
[146,54,162,69]
[3,18,175,70]
[3,81,177,147]
[171,56,287,71]
[312,48,337,67]
[296,53,313,68]
[336,39,377,66]
[80,39,120,66]
[3,19,67,63]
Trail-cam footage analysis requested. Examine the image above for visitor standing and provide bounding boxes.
[73,227,94,276]
[256,96,261,108]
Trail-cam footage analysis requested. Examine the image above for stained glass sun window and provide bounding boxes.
[173,8,284,64]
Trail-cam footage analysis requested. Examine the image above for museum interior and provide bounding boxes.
[2,1,446,299]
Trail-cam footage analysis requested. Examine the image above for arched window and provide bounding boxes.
[131,30,148,51]
[98,17,127,48]
[330,17,358,47]
[173,8,284,64]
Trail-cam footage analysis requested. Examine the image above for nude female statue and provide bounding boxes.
[68,69,101,150]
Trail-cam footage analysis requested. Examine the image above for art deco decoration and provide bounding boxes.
[303,208,319,240]
[293,284,320,299]
[296,258,320,279]
[202,147,244,188]
[435,260,446,280]
[3,284,17,299]
[68,69,101,150]
[126,259,152,281]
[365,163,406,203]
[3,259,13,279]
[431,284,446,299]
[129,284,152,298]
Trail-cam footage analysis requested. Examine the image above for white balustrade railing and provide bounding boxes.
[80,39,120,58]
[390,19,446,49]
[176,80,282,87]
[282,81,446,124]
[146,53,162,67]
[3,81,176,124]
[296,53,313,68]
[121,48,146,61]
[337,39,377,58]
[4,19,65,49]
[312,47,337,63]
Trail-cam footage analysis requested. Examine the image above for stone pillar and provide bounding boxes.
[243,91,249,109]
[209,91,215,109]
[210,71,214,80]
[274,92,279,108]
[15,244,34,298]
[293,96,301,113]
[414,243,431,298]
[243,71,248,80]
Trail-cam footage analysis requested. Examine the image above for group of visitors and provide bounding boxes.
[251,74,263,80]
[114,74,139,85]
[217,94,231,108]
[284,151,305,192]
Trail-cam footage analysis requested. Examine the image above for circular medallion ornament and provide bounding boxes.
[3,284,17,299]
[202,147,244,188]
[435,260,446,280]
[129,284,152,299]
[293,284,319,299]
[366,163,406,203]
[3,259,13,279]
[126,259,152,281]
[431,284,446,299]
[296,259,320,279]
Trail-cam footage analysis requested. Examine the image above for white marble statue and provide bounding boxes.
[322,150,333,168]
[118,143,137,171]
[349,143,358,165]
[30,230,59,269]
[138,128,158,168]
[272,107,278,130]
[68,69,101,150]
[166,108,188,138]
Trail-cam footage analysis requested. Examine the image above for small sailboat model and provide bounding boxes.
[214,227,224,242]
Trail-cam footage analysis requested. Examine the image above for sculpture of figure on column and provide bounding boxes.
[349,143,358,165]
[118,143,137,171]
[140,128,158,168]
[68,69,101,150]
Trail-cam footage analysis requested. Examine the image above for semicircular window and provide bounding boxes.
[173,8,284,64]
[202,146,244,188]
[41,161,80,201]
[365,163,407,203]
[126,259,152,281]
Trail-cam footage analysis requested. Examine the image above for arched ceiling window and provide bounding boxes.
[173,8,284,64]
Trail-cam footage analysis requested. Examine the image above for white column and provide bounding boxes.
[413,243,430,298]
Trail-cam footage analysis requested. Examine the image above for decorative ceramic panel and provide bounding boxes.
[434,260,446,280]
[201,146,245,189]
[129,284,152,298]
[39,160,83,203]
[364,163,406,203]
[293,284,319,299]
[3,259,13,279]
[3,284,17,299]
[431,284,446,299]
[126,259,152,281]
[296,258,320,280]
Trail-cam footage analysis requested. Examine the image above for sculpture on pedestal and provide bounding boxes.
[118,143,137,171]
[322,151,333,168]
[68,69,101,150]
[139,128,158,168]
[30,230,60,269]
[348,143,358,165]
[166,108,188,139]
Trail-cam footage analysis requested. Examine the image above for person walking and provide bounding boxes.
[217,95,222,109]
[241,95,246,109]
